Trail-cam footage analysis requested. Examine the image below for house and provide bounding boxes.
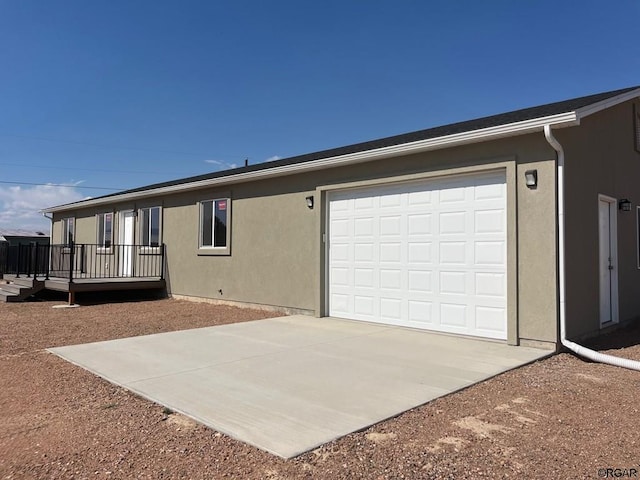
[0,229,49,247]
[41,86,640,349]
[0,229,49,279]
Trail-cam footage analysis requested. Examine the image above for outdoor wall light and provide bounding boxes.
[619,198,632,211]
[305,195,314,209]
[524,169,538,189]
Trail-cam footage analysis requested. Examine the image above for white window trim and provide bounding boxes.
[61,217,75,244]
[198,197,231,255]
[139,206,163,254]
[61,217,75,253]
[96,212,114,254]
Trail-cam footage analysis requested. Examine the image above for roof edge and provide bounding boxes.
[575,88,640,120]
[43,111,578,213]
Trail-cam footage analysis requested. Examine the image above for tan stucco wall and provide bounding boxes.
[52,131,560,344]
[516,159,558,343]
[557,100,640,339]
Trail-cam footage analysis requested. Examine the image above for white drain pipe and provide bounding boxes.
[544,124,640,371]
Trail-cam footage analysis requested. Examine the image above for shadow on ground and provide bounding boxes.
[584,321,640,351]
[28,288,167,306]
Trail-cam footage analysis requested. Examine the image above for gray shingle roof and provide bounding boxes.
[58,85,640,204]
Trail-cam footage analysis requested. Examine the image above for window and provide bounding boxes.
[97,213,113,248]
[140,206,161,247]
[199,198,230,252]
[61,217,75,245]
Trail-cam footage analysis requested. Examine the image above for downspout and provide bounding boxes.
[42,212,53,236]
[43,213,54,279]
[544,124,640,371]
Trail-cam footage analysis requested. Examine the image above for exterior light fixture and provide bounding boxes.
[524,170,538,189]
[305,195,314,209]
[619,198,632,211]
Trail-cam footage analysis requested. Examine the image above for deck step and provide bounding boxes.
[0,283,23,294]
[2,275,41,288]
[0,291,24,302]
[0,279,45,302]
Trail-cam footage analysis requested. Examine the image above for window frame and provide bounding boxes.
[61,217,75,245]
[96,212,114,253]
[139,206,162,253]
[198,197,231,255]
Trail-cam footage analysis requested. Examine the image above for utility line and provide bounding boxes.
[0,180,120,191]
[0,161,194,176]
[0,133,217,157]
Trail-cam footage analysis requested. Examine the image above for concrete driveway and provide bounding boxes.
[49,315,550,458]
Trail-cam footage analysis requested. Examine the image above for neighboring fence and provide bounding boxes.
[0,243,6,277]
[1,243,49,277]
[5,243,165,281]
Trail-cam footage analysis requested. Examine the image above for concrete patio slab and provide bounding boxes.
[49,315,551,458]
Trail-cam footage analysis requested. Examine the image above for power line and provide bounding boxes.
[0,180,120,191]
[0,133,217,157]
[0,161,194,176]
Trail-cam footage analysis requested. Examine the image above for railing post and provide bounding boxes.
[25,243,33,278]
[45,243,50,280]
[80,244,86,273]
[32,242,39,279]
[161,244,165,280]
[16,244,21,278]
[68,240,75,283]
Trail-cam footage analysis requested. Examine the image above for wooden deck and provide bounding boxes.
[44,276,166,293]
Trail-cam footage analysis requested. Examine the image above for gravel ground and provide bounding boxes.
[2,294,640,479]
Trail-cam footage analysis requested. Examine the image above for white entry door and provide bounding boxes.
[119,211,135,277]
[328,172,507,340]
[598,195,618,326]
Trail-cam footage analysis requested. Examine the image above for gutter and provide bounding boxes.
[42,213,53,236]
[544,124,640,371]
[43,112,579,214]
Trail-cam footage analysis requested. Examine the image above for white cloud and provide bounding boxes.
[0,184,87,232]
[265,155,281,162]
[204,159,241,170]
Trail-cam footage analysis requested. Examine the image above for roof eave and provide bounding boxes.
[575,88,640,120]
[42,111,578,214]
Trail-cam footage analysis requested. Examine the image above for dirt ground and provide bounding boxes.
[2,293,640,479]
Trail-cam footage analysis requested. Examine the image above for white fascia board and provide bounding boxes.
[43,111,578,213]
[575,88,640,120]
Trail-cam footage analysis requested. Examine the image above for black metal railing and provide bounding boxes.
[4,242,165,282]
[1,243,49,278]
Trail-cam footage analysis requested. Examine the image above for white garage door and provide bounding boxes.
[328,172,507,340]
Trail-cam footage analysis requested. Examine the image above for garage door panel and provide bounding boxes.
[475,272,505,297]
[475,306,507,333]
[408,213,432,235]
[474,209,505,234]
[354,243,375,261]
[408,242,432,263]
[408,270,433,292]
[329,172,507,340]
[439,211,467,234]
[408,300,433,324]
[439,241,466,265]
[354,268,375,288]
[474,241,505,266]
[439,303,467,327]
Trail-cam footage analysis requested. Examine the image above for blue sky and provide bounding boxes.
[1,0,639,231]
